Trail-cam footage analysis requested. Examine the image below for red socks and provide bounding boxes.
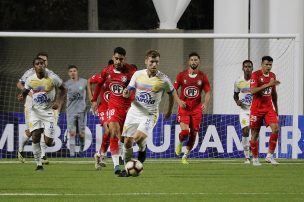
[179,130,189,142]
[250,140,259,158]
[268,133,278,153]
[99,133,110,154]
[110,136,119,155]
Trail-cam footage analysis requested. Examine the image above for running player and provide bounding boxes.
[17,52,56,164]
[91,47,137,175]
[174,52,211,164]
[119,49,184,177]
[88,60,112,170]
[18,57,66,171]
[250,56,280,166]
[234,60,253,164]
[65,65,87,157]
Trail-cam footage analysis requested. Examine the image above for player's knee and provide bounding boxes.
[69,131,76,137]
[272,125,279,134]
[25,129,31,137]
[124,138,133,149]
[242,127,250,137]
[45,138,53,147]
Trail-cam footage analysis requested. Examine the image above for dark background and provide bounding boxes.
[0,0,213,31]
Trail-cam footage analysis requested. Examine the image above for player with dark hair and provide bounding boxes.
[234,60,253,164]
[91,47,137,174]
[18,57,66,171]
[250,56,280,166]
[174,52,211,164]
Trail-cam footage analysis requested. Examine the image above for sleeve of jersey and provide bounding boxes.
[51,73,63,87]
[19,69,31,84]
[173,73,180,90]
[24,78,31,91]
[203,75,211,93]
[165,76,175,94]
[234,79,240,93]
[127,71,138,91]
[89,73,101,84]
[250,73,258,88]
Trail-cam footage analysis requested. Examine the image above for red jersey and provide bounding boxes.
[92,64,136,109]
[89,73,110,110]
[250,70,277,110]
[174,69,211,110]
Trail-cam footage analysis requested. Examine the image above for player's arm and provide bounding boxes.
[233,81,242,106]
[123,71,138,98]
[250,75,280,94]
[164,90,175,119]
[18,88,30,102]
[272,87,278,114]
[53,84,67,111]
[173,73,186,108]
[202,75,211,112]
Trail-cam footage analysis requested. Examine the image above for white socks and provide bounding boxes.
[242,136,250,159]
[32,142,42,166]
[69,136,76,157]
[19,133,30,152]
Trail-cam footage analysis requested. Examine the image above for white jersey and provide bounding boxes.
[234,75,252,110]
[128,69,174,114]
[19,67,60,108]
[25,71,63,111]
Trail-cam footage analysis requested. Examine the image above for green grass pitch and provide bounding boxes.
[0,158,303,202]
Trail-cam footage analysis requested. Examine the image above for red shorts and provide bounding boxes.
[177,105,202,131]
[97,105,108,125]
[107,107,128,129]
[250,107,279,128]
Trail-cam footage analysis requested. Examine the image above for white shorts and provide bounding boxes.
[239,109,250,129]
[29,108,55,139]
[122,107,159,138]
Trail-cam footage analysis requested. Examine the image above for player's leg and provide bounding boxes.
[240,111,250,163]
[176,115,190,156]
[18,106,31,163]
[249,112,263,166]
[134,131,148,164]
[95,122,110,169]
[109,121,122,174]
[265,111,280,165]
[78,112,87,153]
[67,114,77,157]
[32,128,44,171]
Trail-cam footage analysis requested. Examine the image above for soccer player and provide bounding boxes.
[88,60,112,170]
[16,52,54,164]
[174,52,211,164]
[91,47,137,174]
[233,60,253,164]
[250,56,280,166]
[18,57,66,171]
[119,49,184,177]
[65,65,87,157]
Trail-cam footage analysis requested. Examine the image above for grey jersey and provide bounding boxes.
[65,78,87,115]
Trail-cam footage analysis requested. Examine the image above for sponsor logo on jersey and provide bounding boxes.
[184,86,199,98]
[136,92,155,104]
[121,76,127,83]
[109,83,124,96]
[103,91,110,102]
[69,92,83,102]
[34,93,51,105]
[197,80,202,85]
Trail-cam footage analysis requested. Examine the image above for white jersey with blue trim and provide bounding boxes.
[128,69,174,114]
[25,71,63,110]
[234,75,252,110]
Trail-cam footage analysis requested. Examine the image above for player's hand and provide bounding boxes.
[52,102,59,110]
[91,101,98,112]
[236,100,242,106]
[202,103,208,112]
[122,89,130,98]
[268,78,280,87]
[17,93,24,101]
[164,111,172,120]
[178,100,187,109]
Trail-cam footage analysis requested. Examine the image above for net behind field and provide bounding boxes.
[0,36,300,159]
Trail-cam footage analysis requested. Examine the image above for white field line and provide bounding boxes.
[0,192,304,196]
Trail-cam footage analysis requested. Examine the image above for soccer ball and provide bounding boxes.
[125,159,143,177]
